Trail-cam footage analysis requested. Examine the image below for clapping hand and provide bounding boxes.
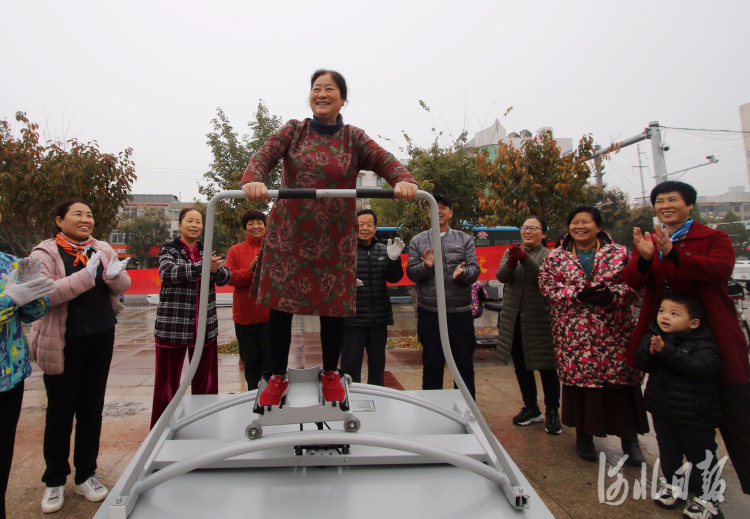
[633,228,655,261]
[387,237,405,260]
[453,262,466,279]
[507,244,529,262]
[106,256,130,280]
[421,247,434,269]
[16,257,43,284]
[2,266,56,307]
[85,251,103,281]
[650,335,665,354]
[653,224,673,257]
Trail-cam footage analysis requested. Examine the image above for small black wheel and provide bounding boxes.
[344,417,361,433]
[245,424,263,440]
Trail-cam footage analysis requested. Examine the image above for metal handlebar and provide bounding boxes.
[112,188,526,517]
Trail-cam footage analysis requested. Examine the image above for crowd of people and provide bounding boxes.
[0,68,748,519]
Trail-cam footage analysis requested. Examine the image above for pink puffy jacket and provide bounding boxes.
[29,239,131,375]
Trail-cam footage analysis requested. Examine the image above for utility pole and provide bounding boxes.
[593,145,603,185]
[633,144,649,202]
[648,121,668,184]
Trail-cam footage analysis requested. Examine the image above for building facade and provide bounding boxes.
[464,119,574,160]
[698,186,750,227]
[110,194,195,264]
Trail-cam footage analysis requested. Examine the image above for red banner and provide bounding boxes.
[123,245,513,293]
[386,245,511,286]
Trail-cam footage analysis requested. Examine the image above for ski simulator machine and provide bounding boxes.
[97,189,554,519]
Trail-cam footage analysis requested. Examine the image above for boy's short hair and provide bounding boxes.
[662,292,705,321]
[241,209,266,228]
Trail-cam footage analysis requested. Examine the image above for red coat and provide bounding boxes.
[623,221,750,385]
[226,237,270,325]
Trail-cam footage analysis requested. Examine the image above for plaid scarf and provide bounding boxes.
[55,232,94,266]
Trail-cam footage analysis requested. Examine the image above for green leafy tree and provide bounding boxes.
[118,207,170,268]
[724,210,750,259]
[0,112,136,255]
[477,129,597,232]
[198,102,282,246]
[582,184,655,249]
[370,121,486,244]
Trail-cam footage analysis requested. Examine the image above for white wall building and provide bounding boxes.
[465,119,574,155]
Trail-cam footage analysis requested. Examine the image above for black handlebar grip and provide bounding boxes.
[277,189,317,199]
[356,188,395,199]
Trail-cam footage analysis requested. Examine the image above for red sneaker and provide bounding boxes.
[320,371,346,402]
[258,375,289,407]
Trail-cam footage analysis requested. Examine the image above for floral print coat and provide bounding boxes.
[538,232,643,388]
[240,119,416,317]
[0,253,50,392]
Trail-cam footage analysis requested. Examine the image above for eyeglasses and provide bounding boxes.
[520,226,542,232]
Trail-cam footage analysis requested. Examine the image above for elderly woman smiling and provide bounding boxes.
[241,69,417,408]
[539,205,647,464]
[624,181,750,495]
[496,216,560,434]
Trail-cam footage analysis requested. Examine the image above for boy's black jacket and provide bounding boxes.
[633,321,721,430]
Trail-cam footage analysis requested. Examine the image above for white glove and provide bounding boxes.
[2,269,56,307]
[16,257,43,284]
[356,278,364,286]
[387,237,405,260]
[106,256,130,280]
[86,251,103,281]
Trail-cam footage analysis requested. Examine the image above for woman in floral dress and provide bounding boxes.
[538,205,648,464]
[241,69,417,406]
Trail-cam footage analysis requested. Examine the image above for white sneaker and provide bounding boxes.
[74,475,109,502]
[654,478,685,509]
[41,486,64,514]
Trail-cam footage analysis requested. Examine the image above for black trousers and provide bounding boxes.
[0,381,24,519]
[268,309,344,375]
[417,307,476,400]
[719,382,750,494]
[340,325,388,386]
[235,322,270,390]
[42,328,114,487]
[510,319,560,410]
[652,415,720,498]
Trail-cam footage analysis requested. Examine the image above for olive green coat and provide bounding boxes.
[495,244,556,371]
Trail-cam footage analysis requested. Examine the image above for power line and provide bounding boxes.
[658,125,750,135]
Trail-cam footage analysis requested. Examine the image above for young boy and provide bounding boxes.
[634,292,724,519]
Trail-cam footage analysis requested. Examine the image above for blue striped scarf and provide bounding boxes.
[660,218,693,259]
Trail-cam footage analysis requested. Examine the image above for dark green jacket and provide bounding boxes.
[495,244,556,370]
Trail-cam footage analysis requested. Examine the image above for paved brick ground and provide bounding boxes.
[7,305,750,518]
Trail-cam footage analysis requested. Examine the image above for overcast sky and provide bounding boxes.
[3,0,749,205]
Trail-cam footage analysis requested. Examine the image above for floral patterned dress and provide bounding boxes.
[240,119,416,317]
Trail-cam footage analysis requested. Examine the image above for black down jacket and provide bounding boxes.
[633,321,721,430]
[344,238,404,327]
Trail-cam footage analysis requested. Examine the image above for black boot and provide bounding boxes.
[576,430,597,462]
[621,437,645,466]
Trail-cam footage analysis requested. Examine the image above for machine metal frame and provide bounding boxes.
[108,189,532,519]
